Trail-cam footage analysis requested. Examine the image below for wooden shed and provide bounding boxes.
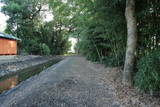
[0,33,20,55]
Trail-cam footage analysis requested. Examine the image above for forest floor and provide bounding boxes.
[0,56,159,107]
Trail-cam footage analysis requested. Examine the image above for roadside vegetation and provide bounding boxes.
[1,0,160,95]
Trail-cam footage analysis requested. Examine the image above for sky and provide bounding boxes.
[0,0,68,32]
[0,3,8,32]
[41,4,53,22]
[68,37,77,53]
[0,3,53,32]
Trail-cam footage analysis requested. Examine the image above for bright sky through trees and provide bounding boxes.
[0,3,8,32]
[0,2,53,32]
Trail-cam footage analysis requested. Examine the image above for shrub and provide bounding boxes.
[134,50,160,93]
[39,43,51,55]
[24,39,40,55]
[102,51,125,67]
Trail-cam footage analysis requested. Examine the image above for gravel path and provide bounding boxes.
[0,56,120,107]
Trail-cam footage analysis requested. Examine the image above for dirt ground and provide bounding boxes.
[106,67,160,107]
[0,56,159,107]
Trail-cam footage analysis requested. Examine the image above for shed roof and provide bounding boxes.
[0,32,21,41]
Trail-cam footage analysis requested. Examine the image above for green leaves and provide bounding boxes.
[2,2,21,14]
[135,50,160,93]
[70,0,127,65]
[39,43,51,55]
[2,0,71,55]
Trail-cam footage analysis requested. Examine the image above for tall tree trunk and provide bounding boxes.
[123,0,138,86]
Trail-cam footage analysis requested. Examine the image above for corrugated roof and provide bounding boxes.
[0,32,21,41]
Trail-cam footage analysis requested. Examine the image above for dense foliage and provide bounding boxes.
[1,0,160,92]
[135,50,160,93]
[136,0,160,57]
[134,0,160,92]
[55,0,160,91]
[70,0,160,67]
[1,0,71,55]
[39,43,51,55]
[58,0,127,66]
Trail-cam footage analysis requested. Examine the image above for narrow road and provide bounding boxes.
[0,56,119,107]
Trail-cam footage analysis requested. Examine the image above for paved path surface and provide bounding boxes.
[0,56,119,107]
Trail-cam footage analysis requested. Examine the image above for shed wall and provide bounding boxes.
[0,38,17,55]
